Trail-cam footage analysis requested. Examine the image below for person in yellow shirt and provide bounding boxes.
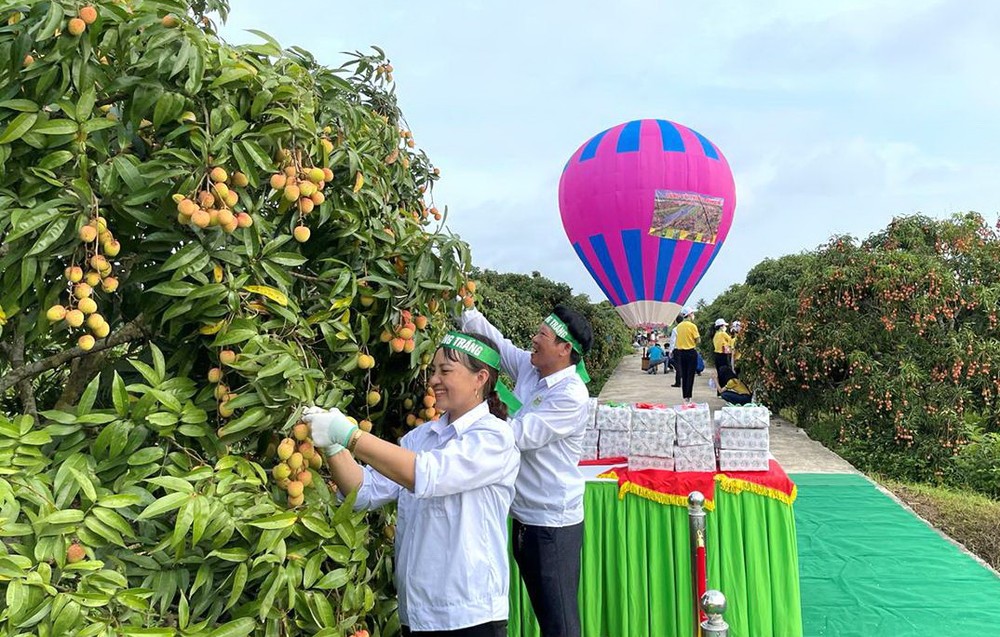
[673,307,700,404]
[716,365,752,405]
[712,319,734,372]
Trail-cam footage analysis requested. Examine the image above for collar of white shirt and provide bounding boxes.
[430,400,490,437]
[541,364,578,388]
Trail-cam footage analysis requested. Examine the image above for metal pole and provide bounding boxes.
[688,491,707,636]
[700,590,729,637]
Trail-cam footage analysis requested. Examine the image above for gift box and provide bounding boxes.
[586,397,599,429]
[629,455,675,471]
[718,405,770,429]
[580,443,599,462]
[674,403,713,446]
[719,427,770,451]
[631,405,677,434]
[583,428,601,448]
[598,430,630,458]
[596,403,632,431]
[629,432,676,457]
[673,443,716,472]
[718,449,770,471]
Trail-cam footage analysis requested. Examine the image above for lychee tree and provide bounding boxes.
[699,213,1000,493]
[0,1,475,634]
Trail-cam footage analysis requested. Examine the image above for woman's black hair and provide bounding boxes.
[717,364,737,387]
[440,331,508,420]
[551,305,594,365]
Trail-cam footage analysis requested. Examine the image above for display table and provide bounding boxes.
[508,461,802,637]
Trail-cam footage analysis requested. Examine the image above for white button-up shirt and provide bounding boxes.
[353,401,519,632]
[460,309,590,527]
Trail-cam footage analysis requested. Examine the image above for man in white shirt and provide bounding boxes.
[460,304,593,637]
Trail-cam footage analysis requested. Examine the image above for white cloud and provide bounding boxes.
[221,0,1000,307]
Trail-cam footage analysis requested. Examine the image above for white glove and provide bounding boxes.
[301,406,358,454]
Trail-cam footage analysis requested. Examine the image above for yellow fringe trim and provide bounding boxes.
[715,474,798,506]
[617,480,716,510]
[596,469,618,480]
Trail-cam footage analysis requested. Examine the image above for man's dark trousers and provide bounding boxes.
[512,519,584,637]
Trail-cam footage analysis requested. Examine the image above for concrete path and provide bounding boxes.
[597,353,857,474]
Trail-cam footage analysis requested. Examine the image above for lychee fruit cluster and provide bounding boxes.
[272,423,324,507]
[267,161,333,244]
[173,166,253,233]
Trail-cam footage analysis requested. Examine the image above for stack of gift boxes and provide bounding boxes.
[717,404,771,471]
[583,401,772,472]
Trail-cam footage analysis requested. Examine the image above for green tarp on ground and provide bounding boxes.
[792,473,1000,636]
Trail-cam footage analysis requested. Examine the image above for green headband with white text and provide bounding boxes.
[440,331,523,414]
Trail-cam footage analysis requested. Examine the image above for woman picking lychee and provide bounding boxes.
[302,331,519,637]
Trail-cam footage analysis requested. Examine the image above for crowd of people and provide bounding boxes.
[303,303,595,637]
[638,310,752,406]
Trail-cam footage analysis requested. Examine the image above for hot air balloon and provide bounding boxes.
[558,119,736,327]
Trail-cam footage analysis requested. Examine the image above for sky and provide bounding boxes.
[221,0,1000,305]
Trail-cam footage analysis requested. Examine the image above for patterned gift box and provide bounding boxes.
[631,405,677,434]
[598,430,631,458]
[718,449,770,471]
[596,404,632,431]
[719,427,770,451]
[673,443,716,472]
[586,397,599,429]
[629,455,675,471]
[673,403,713,446]
[583,428,601,448]
[629,432,676,457]
[718,405,770,429]
[580,443,599,462]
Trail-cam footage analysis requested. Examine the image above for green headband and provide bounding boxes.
[440,331,501,369]
[543,314,591,384]
[440,332,523,413]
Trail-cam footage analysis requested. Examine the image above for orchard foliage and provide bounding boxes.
[471,269,633,394]
[0,0,477,634]
[702,213,1000,495]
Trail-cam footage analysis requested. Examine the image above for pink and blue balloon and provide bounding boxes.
[558,119,736,327]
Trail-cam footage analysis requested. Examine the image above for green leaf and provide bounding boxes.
[208,547,249,562]
[208,617,256,637]
[40,509,85,525]
[25,217,70,256]
[225,562,248,609]
[218,406,267,438]
[149,281,198,297]
[38,150,74,170]
[0,99,38,112]
[137,492,190,520]
[248,511,298,530]
[76,88,96,122]
[0,112,38,144]
[33,119,79,135]
[112,372,128,417]
[314,568,350,590]
[78,374,101,414]
[162,242,208,272]
[97,493,142,508]
[210,67,253,89]
[145,476,194,493]
[128,447,165,466]
[239,139,273,172]
[113,156,144,191]
[68,467,97,502]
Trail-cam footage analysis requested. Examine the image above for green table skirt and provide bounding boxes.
[509,481,802,637]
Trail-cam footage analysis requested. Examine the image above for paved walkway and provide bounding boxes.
[598,353,856,473]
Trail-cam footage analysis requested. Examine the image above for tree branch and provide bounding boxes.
[0,315,149,394]
[10,332,38,423]
[290,271,325,283]
[54,350,111,411]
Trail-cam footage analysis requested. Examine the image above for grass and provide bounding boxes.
[875,476,1000,571]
